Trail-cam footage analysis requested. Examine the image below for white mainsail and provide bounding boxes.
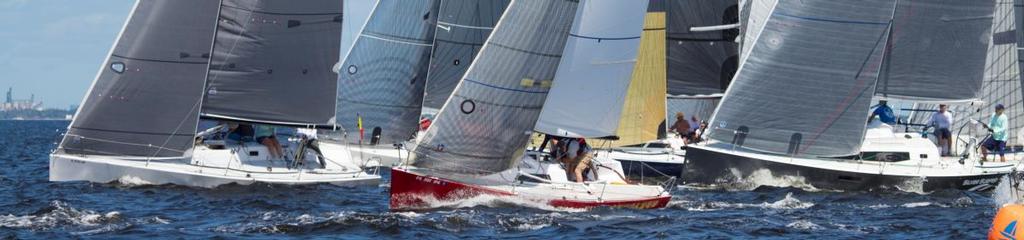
[534,0,649,139]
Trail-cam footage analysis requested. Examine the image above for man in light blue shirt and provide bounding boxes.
[982,104,1010,162]
[868,100,897,125]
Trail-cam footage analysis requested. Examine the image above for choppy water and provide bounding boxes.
[0,121,1000,239]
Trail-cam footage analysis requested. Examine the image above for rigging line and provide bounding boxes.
[360,33,434,47]
[462,79,549,94]
[568,33,640,41]
[437,21,496,30]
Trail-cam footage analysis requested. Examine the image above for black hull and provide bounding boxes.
[683,147,1006,192]
[618,159,685,179]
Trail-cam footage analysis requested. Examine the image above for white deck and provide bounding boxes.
[49,140,381,188]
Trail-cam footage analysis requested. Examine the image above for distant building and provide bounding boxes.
[2,87,44,111]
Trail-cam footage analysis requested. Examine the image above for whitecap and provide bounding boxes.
[901,202,945,208]
[786,220,822,230]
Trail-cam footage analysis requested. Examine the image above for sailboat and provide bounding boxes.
[600,0,739,180]
[325,0,512,168]
[390,0,671,210]
[50,0,380,187]
[683,0,1015,192]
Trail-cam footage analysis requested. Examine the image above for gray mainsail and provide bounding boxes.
[422,0,511,110]
[707,1,895,157]
[59,0,220,157]
[875,0,997,102]
[665,0,739,96]
[201,0,343,126]
[336,0,441,144]
[412,0,579,174]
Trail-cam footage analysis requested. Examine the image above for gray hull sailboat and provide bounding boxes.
[50,0,380,188]
[390,0,671,210]
[683,0,1014,192]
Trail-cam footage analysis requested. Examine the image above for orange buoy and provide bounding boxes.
[990,204,1024,240]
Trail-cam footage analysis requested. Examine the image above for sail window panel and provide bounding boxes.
[60,0,220,157]
[110,62,125,73]
[535,0,649,139]
[666,0,740,96]
[335,0,440,144]
[707,0,895,157]
[874,0,997,102]
[423,0,511,110]
[412,0,579,174]
[202,0,342,126]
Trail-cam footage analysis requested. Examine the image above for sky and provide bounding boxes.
[0,0,376,110]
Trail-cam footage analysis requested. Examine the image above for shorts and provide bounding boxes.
[936,128,951,139]
[984,138,1007,156]
[256,135,276,143]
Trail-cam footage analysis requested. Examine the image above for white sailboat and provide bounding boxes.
[683,0,1014,192]
[391,0,671,210]
[50,0,380,188]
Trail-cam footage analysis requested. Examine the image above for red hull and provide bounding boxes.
[389,168,670,210]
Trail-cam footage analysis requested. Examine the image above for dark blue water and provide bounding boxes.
[0,121,997,239]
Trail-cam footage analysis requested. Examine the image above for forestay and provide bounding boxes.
[875,0,997,102]
[422,0,511,110]
[336,0,440,144]
[202,0,343,126]
[535,0,648,139]
[707,1,895,157]
[665,0,739,96]
[412,0,579,174]
[60,0,219,157]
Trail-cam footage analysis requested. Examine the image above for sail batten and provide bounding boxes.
[412,0,580,174]
[535,0,649,139]
[874,0,997,101]
[336,0,441,144]
[202,0,343,126]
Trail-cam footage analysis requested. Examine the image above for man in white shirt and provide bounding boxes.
[928,104,953,156]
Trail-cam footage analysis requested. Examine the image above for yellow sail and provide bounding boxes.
[600,10,667,147]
